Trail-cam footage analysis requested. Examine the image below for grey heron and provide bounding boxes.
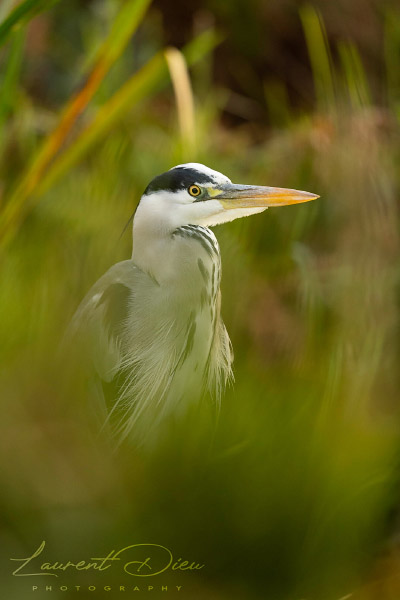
[70,163,318,445]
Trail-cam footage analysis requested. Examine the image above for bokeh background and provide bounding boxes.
[1,0,400,598]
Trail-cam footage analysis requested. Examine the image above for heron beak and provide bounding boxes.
[211,183,319,208]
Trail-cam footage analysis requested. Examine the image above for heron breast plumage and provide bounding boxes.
[70,223,232,446]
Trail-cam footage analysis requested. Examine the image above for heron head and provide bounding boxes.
[135,163,318,232]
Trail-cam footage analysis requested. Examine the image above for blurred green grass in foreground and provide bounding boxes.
[1,1,400,599]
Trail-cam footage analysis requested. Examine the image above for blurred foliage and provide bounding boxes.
[1,1,400,599]
[154,0,400,126]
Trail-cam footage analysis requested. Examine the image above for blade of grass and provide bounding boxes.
[384,8,400,109]
[0,1,17,23]
[300,5,335,111]
[0,26,25,123]
[165,47,196,156]
[0,0,152,248]
[0,0,59,48]
[338,42,371,108]
[0,26,25,167]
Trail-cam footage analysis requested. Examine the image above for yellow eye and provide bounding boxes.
[188,185,202,197]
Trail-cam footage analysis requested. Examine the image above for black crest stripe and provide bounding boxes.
[144,167,217,195]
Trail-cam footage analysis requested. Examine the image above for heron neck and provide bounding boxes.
[132,222,219,292]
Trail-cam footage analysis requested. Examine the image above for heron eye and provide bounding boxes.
[188,185,202,198]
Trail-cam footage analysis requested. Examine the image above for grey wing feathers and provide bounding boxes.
[66,260,137,384]
[65,259,233,443]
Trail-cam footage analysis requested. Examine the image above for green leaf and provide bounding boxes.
[0,26,25,123]
[338,42,371,108]
[300,5,336,111]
